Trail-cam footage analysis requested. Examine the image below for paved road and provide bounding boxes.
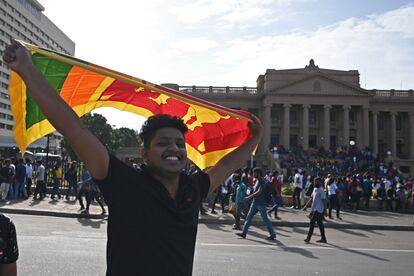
[9,214,414,276]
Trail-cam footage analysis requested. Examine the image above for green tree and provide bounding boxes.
[61,113,113,160]
[61,113,141,160]
[112,127,141,149]
[81,113,113,149]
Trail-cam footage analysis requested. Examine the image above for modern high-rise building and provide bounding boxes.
[0,0,74,152]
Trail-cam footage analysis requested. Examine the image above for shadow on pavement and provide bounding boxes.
[204,223,231,233]
[47,199,59,205]
[273,240,319,259]
[291,227,308,235]
[360,229,385,236]
[335,228,369,237]
[29,199,41,206]
[243,228,290,239]
[77,217,106,229]
[327,243,390,262]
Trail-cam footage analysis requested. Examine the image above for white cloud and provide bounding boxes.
[170,0,231,24]
[170,0,312,26]
[210,5,414,89]
[169,37,217,52]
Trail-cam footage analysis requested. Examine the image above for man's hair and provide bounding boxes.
[253,167,263,177]
[139,114,188,148]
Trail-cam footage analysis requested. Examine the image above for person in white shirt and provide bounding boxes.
[33,160,46,200]
[291,169,303,209]
[25,159,33,196]
[304,178,327,243]
[327,178,341,219]
[383,178,392,191]
[299,170,305,207]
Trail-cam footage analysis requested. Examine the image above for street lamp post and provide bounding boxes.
[45,134,50,185]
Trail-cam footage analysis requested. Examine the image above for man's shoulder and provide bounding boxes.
[183,170,210,195]
[106,155,144,177]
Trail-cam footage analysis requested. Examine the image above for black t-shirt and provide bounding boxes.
[94,155,210,276]
[0,167,14,183]
[0,214,18,264]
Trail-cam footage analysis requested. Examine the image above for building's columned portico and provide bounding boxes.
[172,60,414,174]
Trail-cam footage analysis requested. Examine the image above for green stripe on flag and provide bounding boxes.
[25,53,73,129]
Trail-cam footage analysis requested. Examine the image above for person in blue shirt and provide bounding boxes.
[14,158,28,199]
[362,175,373,209]
[236,167,276,241]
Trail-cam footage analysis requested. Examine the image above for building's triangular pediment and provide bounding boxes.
[272,74,369,97]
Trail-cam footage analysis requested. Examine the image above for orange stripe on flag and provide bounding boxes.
[60,66,108,106]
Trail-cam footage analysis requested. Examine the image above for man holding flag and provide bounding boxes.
[3,40,263,276]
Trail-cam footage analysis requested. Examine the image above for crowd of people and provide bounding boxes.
[200,146,414,224]
[2,145,414,218]
[0,157,106,214]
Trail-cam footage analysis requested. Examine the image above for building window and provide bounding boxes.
[330,136,337,148]
[378,140,386,154]
[330,111,336,122]
[290,110,298,123]
[309,111,317,125]
[309,135,317,148]
[378,114,384,130]
[290,135,298,147]
[349,111,355,124]
[271,134,279,146]
[271,110,280,123]
[396,115,402,131]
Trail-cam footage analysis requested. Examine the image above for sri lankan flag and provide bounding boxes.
[10,41,253,169]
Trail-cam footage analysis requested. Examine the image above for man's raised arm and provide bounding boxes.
[2,40,109,180]
[206,114,263,192]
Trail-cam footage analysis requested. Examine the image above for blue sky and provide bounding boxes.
[39,0,414,129]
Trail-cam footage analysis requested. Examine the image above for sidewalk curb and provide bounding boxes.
[0,207,107,219]
[2,207,413,231]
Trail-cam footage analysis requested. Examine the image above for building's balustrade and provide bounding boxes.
[371,89,414,97]
[178,86,257,94]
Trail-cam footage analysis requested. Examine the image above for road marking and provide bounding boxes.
[199,243,414,253]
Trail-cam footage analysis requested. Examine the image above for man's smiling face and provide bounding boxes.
[142,127,188,175]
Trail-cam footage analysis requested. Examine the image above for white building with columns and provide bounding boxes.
[165,59,414,175]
